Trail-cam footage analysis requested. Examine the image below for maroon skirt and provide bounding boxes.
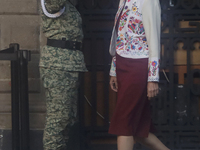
[108,54,154,138]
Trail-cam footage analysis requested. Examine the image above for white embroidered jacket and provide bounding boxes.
[109,0,161,82]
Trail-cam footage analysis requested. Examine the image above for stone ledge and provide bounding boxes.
[0,79,41,93]
[0,1,39,14]
[0,113,46,129]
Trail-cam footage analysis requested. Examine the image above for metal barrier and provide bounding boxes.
[0,44,31,150]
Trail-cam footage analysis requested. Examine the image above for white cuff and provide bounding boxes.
[148,57,159,82]
[109,56,116,76]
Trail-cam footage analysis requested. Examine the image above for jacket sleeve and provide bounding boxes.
[142,0,161,82]
[110,56,116,76]
[45,0,67,13]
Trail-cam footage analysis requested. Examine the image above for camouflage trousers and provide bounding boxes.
[40,68,79,150]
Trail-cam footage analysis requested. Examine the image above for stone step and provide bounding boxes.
[0,113,45,129]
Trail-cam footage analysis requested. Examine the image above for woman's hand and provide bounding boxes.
[147,82,159,100]
[110,76,118,92]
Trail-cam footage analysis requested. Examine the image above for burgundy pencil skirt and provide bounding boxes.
[108,54,154,138]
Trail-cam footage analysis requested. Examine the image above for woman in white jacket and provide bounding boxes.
[109,0,170,150]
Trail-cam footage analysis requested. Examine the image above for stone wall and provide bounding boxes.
[0,0,46,130]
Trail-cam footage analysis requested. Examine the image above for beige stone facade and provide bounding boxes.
[0,0,46,130]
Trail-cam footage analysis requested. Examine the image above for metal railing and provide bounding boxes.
[0,44,31,150]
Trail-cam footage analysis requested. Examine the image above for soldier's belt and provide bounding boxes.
[47,38,82,50]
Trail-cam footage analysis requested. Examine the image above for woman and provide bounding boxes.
[109,0,170,150]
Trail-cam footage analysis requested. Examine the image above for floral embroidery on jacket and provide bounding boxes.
[128,17,145,35]
[109,0,160,82]
[149,61,158,76]
[116,36,124,51]
[148,58,160,81]
[119,7,130,31]
[110,56,116,76]
[132,2,142,16]
[116,0,148,58]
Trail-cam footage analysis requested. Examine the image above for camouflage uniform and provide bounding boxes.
[39,0,87,149]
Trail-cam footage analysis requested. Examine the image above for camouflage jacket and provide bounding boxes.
[39,0,87,72]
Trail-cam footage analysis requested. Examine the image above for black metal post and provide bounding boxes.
[19,50,30,150]
[10,44,20,150]
[0,44,31,150]
[78,72,86,150]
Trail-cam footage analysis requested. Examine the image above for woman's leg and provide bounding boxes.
[117,136,135,150]
[134,132,170,150]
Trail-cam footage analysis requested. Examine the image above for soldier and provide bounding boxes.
[39,0,87,149]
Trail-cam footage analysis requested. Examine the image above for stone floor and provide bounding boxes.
[1,123,81,150]
[0,128,183,150]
